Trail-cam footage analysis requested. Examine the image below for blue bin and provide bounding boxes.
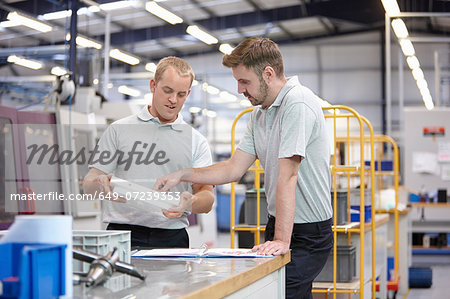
[387,256,394,281]
[409,267,432,288]
[409,193,420,203]
[365,160,393,171]
[0,243,66,299]
[216,192,245,231]
[350,205,372,223]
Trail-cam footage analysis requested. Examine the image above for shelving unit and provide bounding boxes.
[403,108,450,263]
[312,106,382,299]
[335,134,404,294]
[410,203,450,257]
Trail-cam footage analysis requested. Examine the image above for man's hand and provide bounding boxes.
[162,191,194,219]
[154,170,184,192]
[251,240,290,256]
[83,173,113,194]
[83,172,125,202]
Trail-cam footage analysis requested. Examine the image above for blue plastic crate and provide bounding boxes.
[409,193,420,203]
[350,205,372,223]
[365,160,393,171]
[0,242,66,299]
[387,256,394,281]
[409,267,432,288]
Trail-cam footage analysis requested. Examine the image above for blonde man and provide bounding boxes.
[84,57,214,249]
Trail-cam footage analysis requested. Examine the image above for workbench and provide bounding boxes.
[74,253,290,298]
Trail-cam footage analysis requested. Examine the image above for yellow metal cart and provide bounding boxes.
[229,105,390,298]
[229,107,265,248]
[334,134,401,293]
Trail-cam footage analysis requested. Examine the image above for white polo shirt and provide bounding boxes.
[90,105,212,229]
[238,76,332,223]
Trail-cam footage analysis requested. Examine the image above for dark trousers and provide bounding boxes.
[265,216,333,299]
[107,223,189,249]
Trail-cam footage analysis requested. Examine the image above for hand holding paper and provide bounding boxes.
[162,191,194,219]
[109,176,181,211]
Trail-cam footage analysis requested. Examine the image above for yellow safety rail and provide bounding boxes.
[230,107,265,248]
[312,106,376,299]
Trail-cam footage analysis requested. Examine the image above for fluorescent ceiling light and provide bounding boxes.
[7,55,42,70]
[399,39,415,56]
[192,80,199,86]
[145,1,183,25]
[7,11,53,33]
[206,85,220,95]
[416,78,428,90]
[219,91,237,102]
[219,43,234,55]
[240,99,252,107]
[145,62,157,72]
[66,33,102,49]
[77,6,100,15]
[76,35,102,49]
[51,66,68,76]
[189,107,202,113]
[406,56,420,70]
[41,10,72,20]
[206,110,217,118]
[118,85,141,97]
[423,93,434,110]
[419,86,431,97]
[77,36,102,49]
[387,3,431,111]
[99,1,133,11]
[0,20,18,28]
[186,25,218,45]
[412,68,424,81]
[381,0,400,17]
[110,49,140,65]
[107,83,114,88]
[93,79,99,85]
[391,19,408,39]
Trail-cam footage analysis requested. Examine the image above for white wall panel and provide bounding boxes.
[322,71,381,103]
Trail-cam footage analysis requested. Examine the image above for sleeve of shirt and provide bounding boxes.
[237,111,257,156]
[192,132,213,168]
[88,124,119,174]
[279,103,316,159]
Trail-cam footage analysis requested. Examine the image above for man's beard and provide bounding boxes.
[244,79,269,107]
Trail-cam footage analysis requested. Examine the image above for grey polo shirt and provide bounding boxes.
[238,76,332,223]
[90,105,212,229]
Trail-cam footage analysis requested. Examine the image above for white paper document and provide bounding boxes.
[110,176,180,210]
[412,152,440,175]
[438,141,450,162]
[441,164,450,181]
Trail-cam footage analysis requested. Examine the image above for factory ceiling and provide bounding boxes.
[0,0,448,62]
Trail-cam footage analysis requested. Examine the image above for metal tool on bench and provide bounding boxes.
[73,247,146,286]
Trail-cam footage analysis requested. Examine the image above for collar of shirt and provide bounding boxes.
[267,76,300,109]
[137,105,185,131]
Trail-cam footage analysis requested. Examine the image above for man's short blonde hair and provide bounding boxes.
[154,56,195,86]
